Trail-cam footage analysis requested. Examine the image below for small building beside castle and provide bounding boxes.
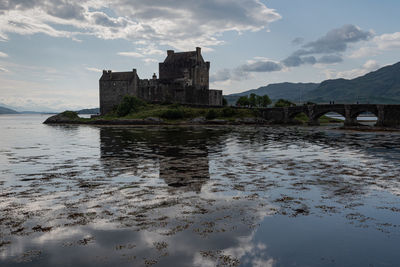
[99,47,223,115]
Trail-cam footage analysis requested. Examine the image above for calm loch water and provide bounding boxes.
[0,115,399,266]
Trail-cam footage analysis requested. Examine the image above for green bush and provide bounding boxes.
[61,111,79,119]
[221,107,236,117]
[116,96,147,117]
[160,108,185,119]
[205,109,218,120]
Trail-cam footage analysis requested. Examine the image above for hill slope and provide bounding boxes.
[225,61,400,105]
[0,106,19,114]
[305,62,400,104]
[76,108,99,114]
[225,82,319,104]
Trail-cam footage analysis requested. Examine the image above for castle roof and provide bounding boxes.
[100,71,137,81]
[163,51,203,64]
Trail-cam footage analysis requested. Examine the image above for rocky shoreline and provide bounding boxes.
[43,112,400,131]
[43,112,272,126]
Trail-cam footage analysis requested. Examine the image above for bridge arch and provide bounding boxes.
[313,110,346,119]
[350,108,379,119]
[310,107,346,126]
[288,110,308,120]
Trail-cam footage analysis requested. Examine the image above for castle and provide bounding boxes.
[99,47,223,115]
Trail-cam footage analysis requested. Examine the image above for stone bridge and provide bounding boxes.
[260,104,400,127]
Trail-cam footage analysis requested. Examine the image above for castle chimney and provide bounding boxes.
[167,50,174,56]
[152,73,157,80]
[132,69,137,76]
[103,70,107,75]
[108,70,112,78]
[196,47,201,60]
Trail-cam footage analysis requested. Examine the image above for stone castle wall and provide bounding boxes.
[99,71,138,115]
[99,48,222,115]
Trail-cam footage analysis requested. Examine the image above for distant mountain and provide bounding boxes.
[225,61,400,105]
[0,106,19,114]
[19,111,55,114]
[305,62,400,104]
[76,108,99,114]
[224,83,319,105]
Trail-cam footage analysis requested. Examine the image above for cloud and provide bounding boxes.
[211,58,282,82]
[282,55,316,67]
[240,60,282,72]
[0,65,9,72]
[317,54,343,64]
[89,12,128,28]
[0,0,281,50]
[117,51,144,58]
[350,31,400,58]
[301,24,372,55]
[210,68,232,82]
[324,60,380,80]
[142,58,158,64]
[85,67,102,72]
[0,51,7,57]
[291,37,304,45]
[282,24,372,67]
[211,25,373,83]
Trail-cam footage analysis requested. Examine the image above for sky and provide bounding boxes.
[0,0,399,112]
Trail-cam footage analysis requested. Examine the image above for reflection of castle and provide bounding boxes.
[99,47,223,115]
[159,146,209,192]
[99,127,227,192]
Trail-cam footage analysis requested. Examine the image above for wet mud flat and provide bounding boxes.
[0,116,400,266]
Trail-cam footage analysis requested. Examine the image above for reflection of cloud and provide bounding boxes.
[192,229,275,267]
[33,228,85,244]
[2,126,400,266]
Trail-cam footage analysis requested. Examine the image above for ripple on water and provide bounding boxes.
[0,115,399,266]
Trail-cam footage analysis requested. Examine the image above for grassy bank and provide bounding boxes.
[47,100,343,125]
[103,104,256,122]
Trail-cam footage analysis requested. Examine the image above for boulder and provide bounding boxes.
[43,111,80,124]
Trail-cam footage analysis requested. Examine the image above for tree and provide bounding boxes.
[222,97,228,106]
[116,95,147,117]
[274,99,296,108]
[236,96,249,107]
[249,93,257,107]
[261,95,272,107]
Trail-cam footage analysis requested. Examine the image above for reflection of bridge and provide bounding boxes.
[261,104,400,126]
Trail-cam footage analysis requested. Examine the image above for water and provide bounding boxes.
[326,114,377,122]
[0,114,399,266]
